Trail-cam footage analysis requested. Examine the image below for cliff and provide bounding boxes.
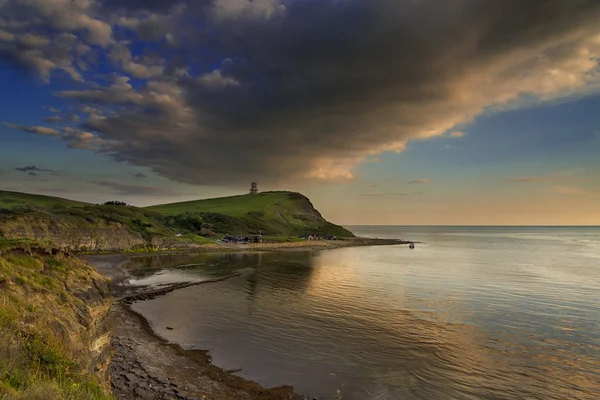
[0,239,113,399]
[0,201,214,253]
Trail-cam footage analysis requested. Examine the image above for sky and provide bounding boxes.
[0,0,599,225]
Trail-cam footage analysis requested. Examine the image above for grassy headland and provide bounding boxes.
[149,191,353,237]
[147,191,293,217]
[0,190,353,253]
[0,239,112,399]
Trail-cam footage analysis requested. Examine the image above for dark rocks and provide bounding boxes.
[166,327,174,330]
[49,320,70,342]
[74,276,111,302]
[110,337,196,400]
[108,302,301,400]
[133,387,153,398]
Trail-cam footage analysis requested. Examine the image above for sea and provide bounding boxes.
[120,226,600,400]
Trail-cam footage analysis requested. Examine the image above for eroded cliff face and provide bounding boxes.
[61,266,113,388]
[0,216,147,252]
[0,240,113,398]
[0,214,210,253]
[1,220,204,254]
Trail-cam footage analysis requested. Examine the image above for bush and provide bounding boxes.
[102,201,129,207]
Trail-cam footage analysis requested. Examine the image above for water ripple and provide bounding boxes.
[129,226,600,400]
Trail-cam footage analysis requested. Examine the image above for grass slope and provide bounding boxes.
[148,192,290,217]
[0,191,87,210]
[148,191,354,237]
[0,239,112,399]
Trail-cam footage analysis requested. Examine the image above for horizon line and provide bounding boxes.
[342,224,600,227]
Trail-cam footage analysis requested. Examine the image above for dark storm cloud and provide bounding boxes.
[15,166,53,173]
[134,173,148,178]
[92,0,600,185]
[3,0,600,186]
[88,180,170,196]
[99,0,194,13]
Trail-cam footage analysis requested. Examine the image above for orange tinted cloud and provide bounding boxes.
[548,186,589,196]
[505,176,554,183]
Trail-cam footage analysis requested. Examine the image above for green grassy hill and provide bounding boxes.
[147,192,291,217]
[147,191,353,237]
[0,191,87,210]
[0,190,354,251]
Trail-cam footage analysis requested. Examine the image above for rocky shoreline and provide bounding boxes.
[110,303,299,400]
[221,237,411,252]
[93,238,412,399]
[85,237,412,257]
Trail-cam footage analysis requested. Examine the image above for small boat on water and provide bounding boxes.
[409,243,415,249]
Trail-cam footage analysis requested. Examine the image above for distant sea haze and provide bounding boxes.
[126,226,600,400]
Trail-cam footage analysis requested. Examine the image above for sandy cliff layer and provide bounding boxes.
[0,216,208,253]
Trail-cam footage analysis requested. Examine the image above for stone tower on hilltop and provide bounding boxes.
[250,182,258,194]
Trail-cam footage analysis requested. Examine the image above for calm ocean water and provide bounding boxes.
[125,226,600,399]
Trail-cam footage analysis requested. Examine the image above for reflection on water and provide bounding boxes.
[120,252,267,289]
[127,227,600,400]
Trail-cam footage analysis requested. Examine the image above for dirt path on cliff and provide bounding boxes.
[110,303,300,400]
